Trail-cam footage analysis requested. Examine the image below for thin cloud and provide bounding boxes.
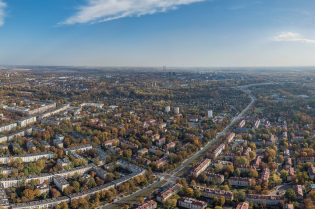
[272,32,315,43]
[60,0,205,25]
[0,0,6,26]
[229,5,245,10]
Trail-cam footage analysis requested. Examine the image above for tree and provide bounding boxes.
[138,197,144,204]
[280,170,288,180]
[278,201,284,209]
[186,188,194,197]
[219,196,225,206]
[212,197,219,206]
[233,190,239,201]
[239,191,245,201]
[285,189,297,201]
[309,190,315,201]
[215,163,223,173]
[191,180,196,186]
[163,199,177,209]
[194,189,201,197]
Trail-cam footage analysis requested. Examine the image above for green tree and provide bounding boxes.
[280,170,288,180]
[194,189,201,197]
[285,189,297,201]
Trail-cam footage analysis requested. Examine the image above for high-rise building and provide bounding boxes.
[208,110,213,118]
[174,107,180,114]
[165,106,170,113]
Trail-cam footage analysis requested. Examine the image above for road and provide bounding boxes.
[101,83,270,209]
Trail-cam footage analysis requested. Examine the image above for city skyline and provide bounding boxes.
[0,0,314,67]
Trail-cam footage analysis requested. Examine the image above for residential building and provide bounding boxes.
[190,185,233,200]
[212,144,225,158]
[261,168,270,182]
[190,159,211,176]
[156,156,169,167]
[309,167,315,180]
[225,133,235,143]
[298,157,314,163]
[103,139,119,146]
[253,156,261,168]
[238,120,245,128]
[121,140,138,148]
[214,160,233,169]
[149,146,169,155]
[293,185,303,200]
[156,138,166,146]
[107,145,122,155]
[204,172,224,184]
[26,142,36,150]
[53,139,63,148]
[237,165,256,171]
[287,167,294,181]
[236,202,249,209]
[220,153,237,161]
[284,205,294,209]
[40,141,51,148]
[135,200,157,209]
[35,183,49,194]
[285,158,292,169]
[57,158,70,167]
[64,144,93,155]
[156,183,181,202]
[53,175,69,192]
[138,148,148,155]
[292,136,304,141]
[230,177,252,187]
[246,194,285,206]
[243,147,251,156]
[166,142,176,150]
[178,197,207,209]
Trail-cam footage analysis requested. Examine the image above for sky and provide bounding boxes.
[0,0,314,67]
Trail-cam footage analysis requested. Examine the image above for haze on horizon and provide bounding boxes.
[0,0,314,67]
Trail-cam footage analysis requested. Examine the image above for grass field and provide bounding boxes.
[108,180,167,209]
[254,107,265,112]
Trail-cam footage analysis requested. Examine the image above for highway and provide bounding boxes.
[102,83,268,209]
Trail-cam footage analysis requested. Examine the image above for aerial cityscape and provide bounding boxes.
[0,0,314,209]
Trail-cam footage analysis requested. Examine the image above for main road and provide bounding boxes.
[102,83,270,209]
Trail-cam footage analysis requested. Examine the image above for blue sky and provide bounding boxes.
[0,0,314,67]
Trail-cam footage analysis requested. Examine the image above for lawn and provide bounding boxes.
[254,107,265,112]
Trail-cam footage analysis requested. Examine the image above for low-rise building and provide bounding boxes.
[178,197,207,209]
[40,141,51,148]
[245,194,285,206]
[156,156,169,167]
[64,144,93,155]
[35,183,49,194]
[220,153,237,161]
[103,139,119,146]
[292,136,304,141]
[214,160,233,169]
[157,183,181,202]
[237,165,257,171]
[243,147,251,156]
[166,142,176,150]
[236,202,249,209]
[298,157,314,163]
[135,200,157,209]
[204,172,224,184]
[107,145,122,155]
[284,149,290,158]
[57,158,70,167]
[253,156,261,168]
[156,138,166,146]
[225,133,235,143]
[121,140,139,148]
[293,185,303,200]
[53,175,69,192]
[212,144,225,158]
[238,120,245,128]
[230,177,252,187]
[308,167,315,180]
[287,167,294,181]
[191,159,211,176]
[190,185,233,200]
[261,168,270,182]
[285,158,292,169]
[53,139,63,148]
[284,204,294,209]
[26,142,36,150]
[138,148,148,155]
[149,146,169,155]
